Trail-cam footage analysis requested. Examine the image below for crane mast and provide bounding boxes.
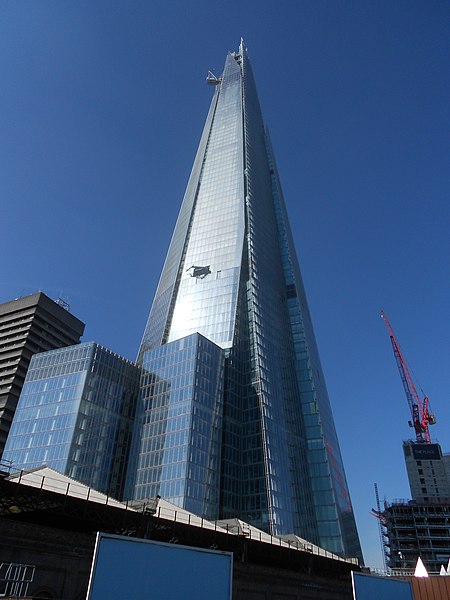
[380,310,435,444]
[373,483,387,571]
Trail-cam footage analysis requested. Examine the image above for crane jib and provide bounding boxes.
[380,310,435,444]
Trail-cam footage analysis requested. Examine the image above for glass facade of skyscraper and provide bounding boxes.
[135,41,363,561]
[3,342,140,499]
[127,333,224,519]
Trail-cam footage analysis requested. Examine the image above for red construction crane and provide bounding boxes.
[380,310,436,444]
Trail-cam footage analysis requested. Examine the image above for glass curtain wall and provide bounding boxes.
[134,41,362,561]
[266,131,361,557]
[3,343,140,499]
[128,333,224,520]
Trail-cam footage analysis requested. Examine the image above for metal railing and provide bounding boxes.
[0,563,35,598]
[5,470,359,565]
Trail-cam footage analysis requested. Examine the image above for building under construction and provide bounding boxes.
[382,441,450,573]
[380,314,450,574]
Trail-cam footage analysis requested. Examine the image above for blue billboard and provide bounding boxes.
[352,572,413,600]
[86,533,233,600]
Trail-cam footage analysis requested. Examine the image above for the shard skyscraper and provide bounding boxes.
[128,41,362,561]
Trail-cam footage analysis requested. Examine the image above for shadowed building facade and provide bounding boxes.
[127,41,362,560]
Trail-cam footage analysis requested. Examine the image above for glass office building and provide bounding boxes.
[127,333,224,518]
[134,41,362,560]
[3,342,140,499]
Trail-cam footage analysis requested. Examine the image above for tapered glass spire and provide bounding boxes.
[133,43,362,562]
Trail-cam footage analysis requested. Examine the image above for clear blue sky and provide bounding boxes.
[1,1,448,568]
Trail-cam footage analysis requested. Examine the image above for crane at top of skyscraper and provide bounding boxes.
[380,310,436,443]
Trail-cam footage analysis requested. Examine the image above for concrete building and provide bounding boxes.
[0,292,85,457]
[383,441,450,573]
[383,499,450,574]
[2,342,140,499]
[403,441,450,502]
